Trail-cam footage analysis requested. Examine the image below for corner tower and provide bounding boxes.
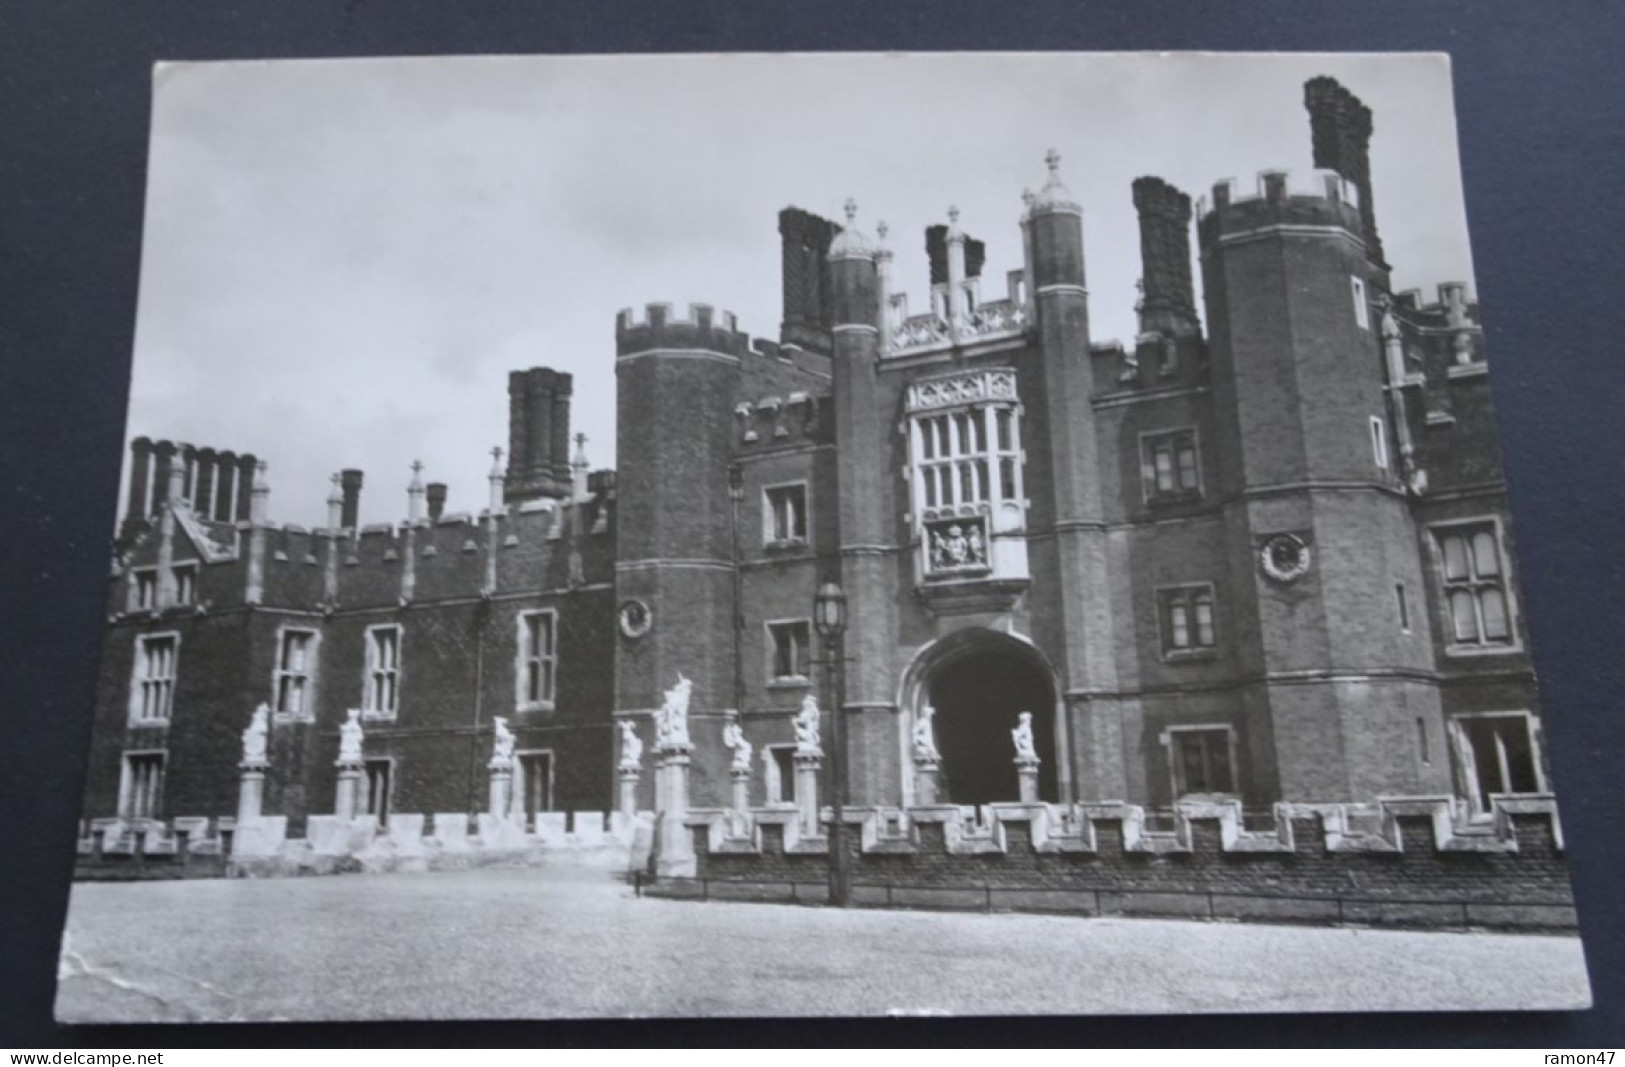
[1199,155,1449,801]
[613,303,745,807]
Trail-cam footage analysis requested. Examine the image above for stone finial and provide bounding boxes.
[947,204,960,226]
[407,460,426,522]
[327,473,344,529]
[1031,148,1080,214]
[487,447,505,512]
[572,432,589,473]
[828,198,876,259]
[250,459,270,523]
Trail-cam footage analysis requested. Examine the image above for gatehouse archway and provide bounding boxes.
[900,629,1063,805]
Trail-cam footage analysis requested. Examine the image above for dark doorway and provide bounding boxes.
[517,752,553,831]
[928,649,1057,804]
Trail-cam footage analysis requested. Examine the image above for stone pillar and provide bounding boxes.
[730,766,751,814]
[654,745,695,877]
[237,761,267,824]
[617,767,639,819]
[795,752,823,837]
[488,762,513,819]
[914,760,941,806]
[334,762,363,822]
[1016,758,1041,804]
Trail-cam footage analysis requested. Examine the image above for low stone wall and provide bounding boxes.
[649,796,1578,933]
[73,811,652,880]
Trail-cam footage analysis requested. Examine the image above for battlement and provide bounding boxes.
[615,301,753,358]
[659,795,1576,933]
[1196,167,1363,246]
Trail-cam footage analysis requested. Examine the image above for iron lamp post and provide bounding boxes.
[814,580,849,907]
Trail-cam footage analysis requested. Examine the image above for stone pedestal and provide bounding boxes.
[617,767,640,819]
[1015,757,1040,804]
[488,762,513,818]
[914,761,940,806]
[237,761,268,824]
[729,767,752,836]
[794,751,823,837]
[334,762,363,821]
[654,745,695,877]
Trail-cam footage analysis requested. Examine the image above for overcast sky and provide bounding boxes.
[126,52,1475,528]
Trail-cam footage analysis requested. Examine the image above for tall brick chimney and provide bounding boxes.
[125,438,153,523]
[193,447,218,519]
[778,206,841,351]
[340,469,363,529]
[234,453,257,522]
[1305,76,1387,271]
[505,368,574,506]
[426,482,447,521]
[1131,176,1200,336]
[214,451,237,522]
[925,225,987,288]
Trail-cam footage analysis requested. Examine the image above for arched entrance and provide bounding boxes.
[901,629,1062,805]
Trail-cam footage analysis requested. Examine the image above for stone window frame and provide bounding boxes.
[1447,710,1546,818]
[272,625,320,723]
[512,748,556,826]
[360,755,394,828]
[128,567,159,614]
[763,743,799,806]
[361,623,403,721]
[129,630,180,726]
[515,608,558,713]
[118,748,167,821]
[1155,582,1218,661]
[1427,516,1523,658]
[761,480,810,548]
[1351,274,1370,331]
[171,561,199,607]
[1369,415,1389,470]
[1160,723,1239,800]
[904,377,1026,585]
[1138,426,1204,505]
[764,617,813,688]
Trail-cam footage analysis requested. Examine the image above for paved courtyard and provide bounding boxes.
[55,865,1592,1021]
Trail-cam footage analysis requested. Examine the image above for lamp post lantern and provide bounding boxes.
[814,581,849,906]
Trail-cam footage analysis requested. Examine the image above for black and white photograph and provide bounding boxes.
[50,51,1596,1022]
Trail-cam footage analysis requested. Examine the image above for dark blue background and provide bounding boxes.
[3,0,1621,1046]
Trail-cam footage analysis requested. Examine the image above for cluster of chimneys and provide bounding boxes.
[122,364,590,543]
[775,76,1385,347]
[122,438,258,532]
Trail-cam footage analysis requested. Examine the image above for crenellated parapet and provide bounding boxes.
[660,795,1576,932]
[1197,168,1363,252]
[615,302,753,360]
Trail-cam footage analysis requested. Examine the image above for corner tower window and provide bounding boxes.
[1433,521,1517,653]
[904,368,1024,581]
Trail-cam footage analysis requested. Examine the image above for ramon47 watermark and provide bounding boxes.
[1544,1054,1616,1065]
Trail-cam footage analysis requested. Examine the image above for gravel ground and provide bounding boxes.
[54,866,1592,1021]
